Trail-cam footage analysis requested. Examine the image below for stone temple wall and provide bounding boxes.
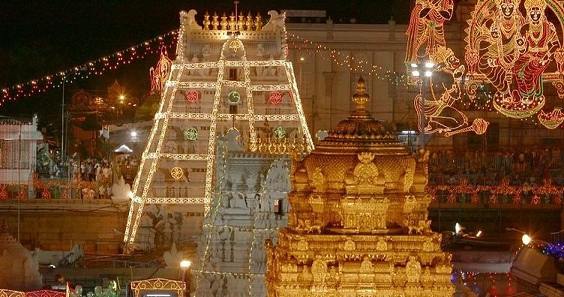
[1,207,126,254]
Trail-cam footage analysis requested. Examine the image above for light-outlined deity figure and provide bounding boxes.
[511,0,560,105]
[406,0,489,137]
[149,46,172,95]
[465,0,564,127]
[406,0,454,64]
[414,46,489,136]
[478,0,526,101]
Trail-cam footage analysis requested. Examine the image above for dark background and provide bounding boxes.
[0,0,411,117]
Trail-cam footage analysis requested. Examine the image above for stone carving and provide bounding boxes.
[297,239,308,251]
[406,255,422,283]
[341,197,389,231]
[403,195,417,213]
[360,258,373,273]
[353,152,379,190]
[405,219,432,235]
[376,236,388,251]
[411,149,430,192]
[298,266,313,282]
[311,257,327,283]
[310,167,326,192]
[344,238,356,251]
[296,218,323,234]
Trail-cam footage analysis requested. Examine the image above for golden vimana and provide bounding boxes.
[265,77,455,297]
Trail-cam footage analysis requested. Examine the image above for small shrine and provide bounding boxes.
[0,222,42,291]
[266,77,455,296]
[0,115,44,187]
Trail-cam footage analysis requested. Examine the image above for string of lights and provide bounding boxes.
[1,31,411,106]
[287,33,406,85]
[0,30,178,106]
[2,27,559,129]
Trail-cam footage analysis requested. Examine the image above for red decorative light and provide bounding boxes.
[184,90,200,103]
[268,91,282,105]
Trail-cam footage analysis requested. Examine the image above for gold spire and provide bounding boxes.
[322,76,395,143]
[352,76,369,111]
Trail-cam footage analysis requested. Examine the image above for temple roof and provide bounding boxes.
[0,222,31,262]
[314,76,407,154]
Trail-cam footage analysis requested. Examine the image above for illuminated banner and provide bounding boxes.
[406,0,564,133]
[465,0,564,129]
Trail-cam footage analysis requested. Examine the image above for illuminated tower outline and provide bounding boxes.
[123,9,314,250]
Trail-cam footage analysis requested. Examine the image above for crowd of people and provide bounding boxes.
[428,146,564,186]
[36,155,138,200]
[34,146,564,200]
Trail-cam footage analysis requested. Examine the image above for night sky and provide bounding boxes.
[0,0,409,118]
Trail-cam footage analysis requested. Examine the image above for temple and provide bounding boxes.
[266,77,455,296]
[120,8,314,296]
[122,9,313,252]
[0,222,42,291]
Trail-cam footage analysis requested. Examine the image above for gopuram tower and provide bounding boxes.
[266,77,455,296]
[120,6,314,296]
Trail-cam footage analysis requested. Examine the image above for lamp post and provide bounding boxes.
[180,259,191,296]
[60,67,86,175]
[410,61,434,149]
[506,228,534,245]
[61,73,69,176]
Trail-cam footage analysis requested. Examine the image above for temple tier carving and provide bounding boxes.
[266,77,454,296]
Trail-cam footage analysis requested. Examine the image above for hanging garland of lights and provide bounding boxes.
[2,25,560,129]
[0,30,178,106]
[287,33,405,85]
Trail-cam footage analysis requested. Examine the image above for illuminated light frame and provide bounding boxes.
[122,11,314,253]
[404,1,489,138]
[130,278,185,297]
[538,107,564,129]
[464,0,564,125]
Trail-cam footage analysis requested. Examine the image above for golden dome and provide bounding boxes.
[316,76,405,153]
[297,77,417,194]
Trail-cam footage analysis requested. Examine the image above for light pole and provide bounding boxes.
[61,72,73,177]
[506,228,533,245]
[180,259,191,296]
[410,61,434,149]
[60,67,86,176]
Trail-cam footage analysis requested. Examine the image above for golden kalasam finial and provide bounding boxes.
[203,12,211,30]
[352,76,369,111]
[212,13,219,30]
